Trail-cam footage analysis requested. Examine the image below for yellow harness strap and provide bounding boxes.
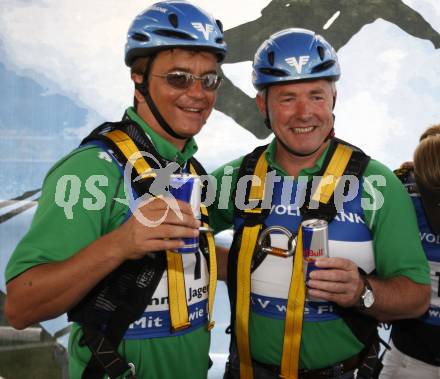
[105,129,191,332]
[106,130,156,179]
[236,153,269,379]
[279,227,305,379]
[280,143,353,379]
[166,250,191,331]
[201,203,217,331]
[311,144,353,204]
[189,165,217,331]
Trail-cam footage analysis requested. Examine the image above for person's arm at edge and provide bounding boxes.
[6,228,129,330]
[5,148,200,329]
[362,160,430,321]
[6,199,199,330]
[364,274,429,322]
[364,160,430,321]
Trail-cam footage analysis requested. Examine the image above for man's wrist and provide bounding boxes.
[357,269,375,310]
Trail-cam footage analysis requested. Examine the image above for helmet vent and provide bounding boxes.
[317,45,325,61]
[268,51,275,66]
[168,13,179,28]
[153,29,193,40]
[259,68,287,77]
[216,37,224,44]
[311,60,335,73]
[132,33,150,42]
[216,19,223,33]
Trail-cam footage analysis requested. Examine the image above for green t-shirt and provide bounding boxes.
[209,139,430,369]
[6,108,211,379]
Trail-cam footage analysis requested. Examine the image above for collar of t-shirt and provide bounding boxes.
[264,138,331,178]
[126,107,198,167]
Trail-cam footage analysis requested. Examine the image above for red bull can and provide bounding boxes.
[169,174,201,253]
[302,219,329,300]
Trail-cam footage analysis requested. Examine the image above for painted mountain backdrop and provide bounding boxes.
[0,1,439,377]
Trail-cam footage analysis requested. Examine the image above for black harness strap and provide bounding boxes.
[80,256,167,379]
[233,145,271,271]
[80,326,135,379]
[74,120,168,379]
[69,118,210,379]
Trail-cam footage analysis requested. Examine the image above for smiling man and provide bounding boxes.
[5,2,226,378]
[209,28,430,379]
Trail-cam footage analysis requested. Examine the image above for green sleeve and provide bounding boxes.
[208,156,244,234]
[5,146,127,282]
[362,159,430,284]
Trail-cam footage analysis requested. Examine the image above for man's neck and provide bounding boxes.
[136,103,188,151]
[275,141,329,178]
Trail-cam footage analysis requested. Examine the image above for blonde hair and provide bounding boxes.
[414,124,440,190]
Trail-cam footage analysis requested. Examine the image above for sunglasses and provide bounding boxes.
[152,71,222,91]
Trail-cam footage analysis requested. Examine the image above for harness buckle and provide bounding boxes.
[244,207,263,214]
[123,362,136,379]
[332,362,344,377]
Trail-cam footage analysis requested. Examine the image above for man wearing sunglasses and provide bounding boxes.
[5,1,226,378]
[209,28,430,379]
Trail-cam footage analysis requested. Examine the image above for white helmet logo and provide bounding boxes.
[285,56,310,74]
[192,22,214,40]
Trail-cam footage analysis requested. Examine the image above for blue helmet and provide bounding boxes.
[252,28,340,90]
[125,1,227,66]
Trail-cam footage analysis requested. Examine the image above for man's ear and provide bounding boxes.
[256,91,267,117]
[132,73,146,103]
[131,72,144,85]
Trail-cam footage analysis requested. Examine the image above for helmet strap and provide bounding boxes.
[136,56,187,140]
[264,89,272,130]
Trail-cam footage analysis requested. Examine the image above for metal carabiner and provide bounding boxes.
[123,362,136,379]
[257,225,296,258]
